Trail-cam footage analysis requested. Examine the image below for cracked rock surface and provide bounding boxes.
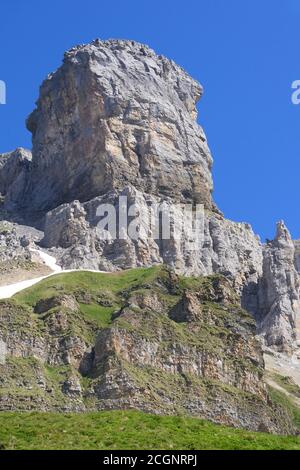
[0,40,300,360]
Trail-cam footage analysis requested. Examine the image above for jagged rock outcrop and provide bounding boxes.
[0,221,49,285]
[0,39,299,357]
[294,240,300,273]
[0,39,263,292]
[0,148,32,211]
[256,222,300,353]
[22,39,214,212]
[0,222,32,269]
[1,39,300,438]
[41,186,263,288]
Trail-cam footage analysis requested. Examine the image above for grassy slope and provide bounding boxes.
[2,267,300,450]
[14,266,162,328]
[15,266,162,306]
[268,386,300,429]
[0,410,300,450]
[271,373,300,398]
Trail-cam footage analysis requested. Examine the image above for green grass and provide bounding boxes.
[271,373,300,398]
[12,265,166,333]
[13,266,165,329]
[79,303,116,327]
[15,266,162,307]
[0,410,300,450]
[269,386,300,429]
[5,267,299,448]
[12,266,254,356]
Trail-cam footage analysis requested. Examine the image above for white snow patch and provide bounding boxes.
[0,249,108,299]
[31,248,62,273]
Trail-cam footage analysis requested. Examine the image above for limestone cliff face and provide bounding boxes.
[23,37,263,310]
[0,39,299,357]
[0,148,32,210]
[0,39,263,295]
[41,188,262,284]
[25,39,213,212]
[256,222,300,353]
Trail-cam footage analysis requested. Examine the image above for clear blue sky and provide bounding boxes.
[0,0,300,241]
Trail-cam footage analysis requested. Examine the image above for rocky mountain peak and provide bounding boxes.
[23,38,213,212]
[0,39,300,357]
[257,221,300,353]
[273,220,294,249]
[2,39,300,440]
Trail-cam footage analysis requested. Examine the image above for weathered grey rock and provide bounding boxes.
[0,148,32,211]
[0,39,264,296]
[41,186,263,286]
[0,221,32,267]
[34,294,79,314]
[21,39,214,212]
[62,376,82,396]
[294,239,300,273]
[0,339,7,365]
[257,221,300,353]
[42,200,90,249]
[0,38,299,359]
[42,197,300,354]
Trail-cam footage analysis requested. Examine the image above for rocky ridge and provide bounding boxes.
[0,39,300,430]
[24,39,214,212]
[0,40,299,352]
[1,39,293,353]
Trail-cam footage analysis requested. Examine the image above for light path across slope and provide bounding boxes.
[0,249,107,300]
[264,350,300,388]
[31,248,62,272]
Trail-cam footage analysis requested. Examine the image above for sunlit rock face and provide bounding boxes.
[22,38,262,291]
[1,40,300,356]
[257,222,300,353]
[25,39,214,212]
